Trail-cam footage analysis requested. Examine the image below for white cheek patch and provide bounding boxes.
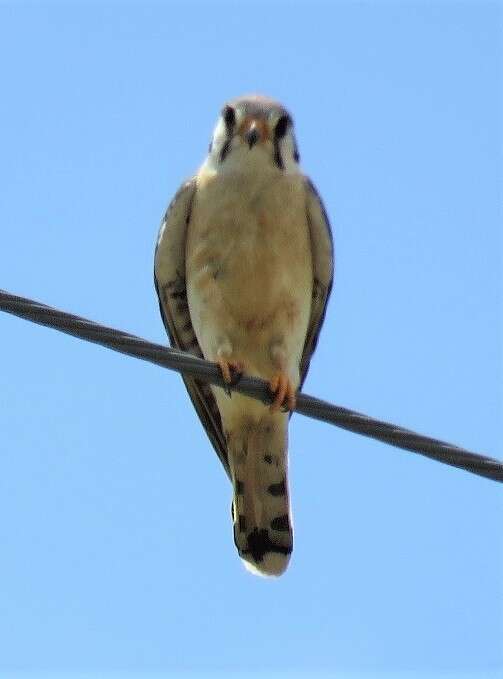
[211,117,228,150]
[279,134,302,174]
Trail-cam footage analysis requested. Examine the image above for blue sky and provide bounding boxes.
[0,1,501,677]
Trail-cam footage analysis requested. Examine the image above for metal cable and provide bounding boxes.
[1,288,501,483]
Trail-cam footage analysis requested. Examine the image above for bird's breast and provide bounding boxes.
[186,171,313,336]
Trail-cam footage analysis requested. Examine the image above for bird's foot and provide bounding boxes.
[217,358,244,394]
[268,372,296,413]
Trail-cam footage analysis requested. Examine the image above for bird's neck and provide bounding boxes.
[201,145,300,179]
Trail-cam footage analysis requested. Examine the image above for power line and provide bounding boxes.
[1,288,502,483]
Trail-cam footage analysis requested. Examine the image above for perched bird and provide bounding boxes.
[154,95,333,576]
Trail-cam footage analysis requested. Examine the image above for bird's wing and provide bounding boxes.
[154,178,230,478]
[299,178,334,389]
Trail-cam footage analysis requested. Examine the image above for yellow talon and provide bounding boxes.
[217,359,243,385]
[269,372,296,412]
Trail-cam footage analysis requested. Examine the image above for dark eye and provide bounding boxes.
[222,105,235,129]
[275,115,291,138]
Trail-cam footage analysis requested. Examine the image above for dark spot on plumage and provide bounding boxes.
[242,527,292,563]
[212,268,223,281]
[263,454,273,464]
[270,515,290,532]
[268,479,286,497]
[239,515,247,532]
[182,320,193,333]
[186,337,200,350]
[235,480,244,495]
[170,289,186,300]
[293,142,300,163]
[176,301,189,313]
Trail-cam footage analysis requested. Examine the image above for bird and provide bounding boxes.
[154,95,333,576]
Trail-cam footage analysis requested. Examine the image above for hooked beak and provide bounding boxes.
[245,125,259,149]
[241,117,268,149]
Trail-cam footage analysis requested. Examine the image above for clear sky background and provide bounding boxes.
[0,1,501,677]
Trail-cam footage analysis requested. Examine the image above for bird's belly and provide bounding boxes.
[217,234,304,326]
[186,173,313,370]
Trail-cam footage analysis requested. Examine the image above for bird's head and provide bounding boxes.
[205,94,300,174]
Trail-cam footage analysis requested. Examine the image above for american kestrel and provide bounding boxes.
[154,95,333,576]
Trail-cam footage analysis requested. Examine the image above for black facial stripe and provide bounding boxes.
[220,138,231,162]
[218,105,236,163]
[223,105,236,129]
[293,140,300,163]
[273,140,284,170]
[274,114,290,139]
[273,115,294,169]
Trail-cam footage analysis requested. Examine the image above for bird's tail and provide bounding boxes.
[227,412,293,577]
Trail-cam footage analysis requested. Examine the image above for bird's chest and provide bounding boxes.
[186,172,312,330]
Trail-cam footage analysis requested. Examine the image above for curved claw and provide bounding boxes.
[217,359,244,394]
[269,372,296,413]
